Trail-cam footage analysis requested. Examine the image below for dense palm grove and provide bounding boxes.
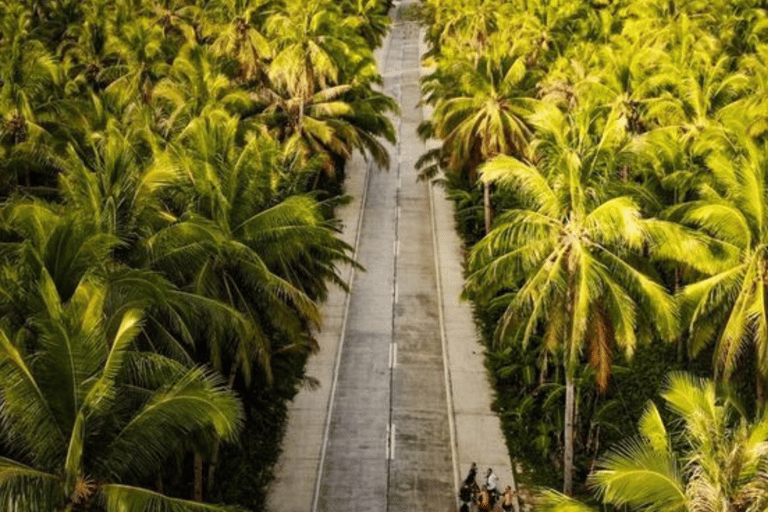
[0,0,394,510]
[418,0,768,508]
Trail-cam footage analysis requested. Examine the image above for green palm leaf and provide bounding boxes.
[0,457,62,512]
[102,367,241,481]
[591,438,686,511]
[100,483,244,512]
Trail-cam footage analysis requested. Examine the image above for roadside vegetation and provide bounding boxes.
[0,0,394,510]
[417,0,768,507]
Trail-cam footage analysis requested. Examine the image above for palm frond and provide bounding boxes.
[0,457,62,512]
[590,437,686,511]
[100,483,244,512]
[0,323,66,466]
[480,155,559,217]
[639,402,668,453]
[102,367,242,482]
[536,489,598,512]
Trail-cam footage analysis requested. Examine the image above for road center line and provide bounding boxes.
[386,423,391,459]
[389,423,396,460]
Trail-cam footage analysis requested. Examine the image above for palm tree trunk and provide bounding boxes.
[206,445,221,496]
[193,452,204,501]
[563,251,577,496]
[563,369,575,496]
[207,356,241,494]
[674,268,686,363]
[483,181,492,234]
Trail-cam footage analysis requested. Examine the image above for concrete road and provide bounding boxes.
[267,3,518,512]
[316,7,454,512]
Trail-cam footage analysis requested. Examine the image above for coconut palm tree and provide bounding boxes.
[253,82,396,181]
[463,103,677,494]
[147,110,361,493]
[151,43,251,137]
[578,35,681,136]
[670,132,768,404]
[423,53,536,233]
[0,4,63,134]
[58,128,176,248]
[0,200,254,375]
[538,372,768,511]
[148,110,356,370]
[339,0,391,50]
[206,7,272,84]
[0,273,243,511]
[265,0,349,101]
[101,16,169,107]
[0,4,67,194]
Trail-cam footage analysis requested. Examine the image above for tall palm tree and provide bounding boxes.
[206,7,272,84]
[423,54,536,233]
[101,16,168,106]
[265,0,349,101]
[0,200,252,375]
[463,104,677,494]
[149,110,356,373]
[148,110,360,492]
[579,35,681,136]
[538,372,768,511]
[58,128,176,247]
[253,82,396,180]
[152,43,251,137]
[667,55,748,143]
[339,0,391,50]
[431,0,499,63]
[0,3,67,193]
[0,4,62,137]
[670,132,768,403]
[0,273,243,511]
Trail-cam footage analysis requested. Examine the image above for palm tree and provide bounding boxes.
[670,132,768,404]
[206,7,272,84]
[668,55,748,143]
[265,0,349,101]
[152,43,251,137]
[538,372,768,511]
[0,273,242,511]
[0,3,67,193]
[0,4,62,134]
[101,16,168,106]
[149,110,357,378]
[339,0,391,50]
[253,82,396,181]
[429,0,499,64]
[0,200,252,375]
[463,103,677,494]
[148,110,360,492]
[423,54,536,233]
[578,35,681,136]
[58,128,176,247]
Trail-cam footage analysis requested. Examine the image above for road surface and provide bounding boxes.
[267,3,518,511]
